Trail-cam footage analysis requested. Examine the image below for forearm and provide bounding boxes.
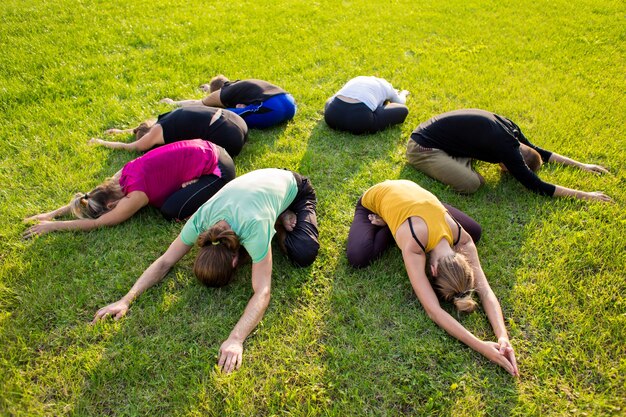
[174,99,204,107]
[548,152,583,168]
[479,290,509,340]
[122,257,173,304]
[227,291,271,343]
[553,185,590,200]
[50,218,102,232]
[49,204,72,218]
[93,139,133,150]
[428,307,485,351]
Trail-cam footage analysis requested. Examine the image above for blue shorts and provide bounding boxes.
[227,93,296,129]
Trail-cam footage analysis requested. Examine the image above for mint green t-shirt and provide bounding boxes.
[180,168,298,263]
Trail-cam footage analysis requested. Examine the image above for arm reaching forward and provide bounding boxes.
[23,192,149,238]
[456,230,519,375]
[217,249,273,373]
[92,236,192,322]
[402,245,518,376]
[548,152,609,174]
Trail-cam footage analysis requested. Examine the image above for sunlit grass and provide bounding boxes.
[1,0,624,415]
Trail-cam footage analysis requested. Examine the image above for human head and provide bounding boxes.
[194,222,240,287]
[70,178,125,219]
[209,74,229,93]
[133,119,156,140]
[431,253,477,313]
[519,144,542,172]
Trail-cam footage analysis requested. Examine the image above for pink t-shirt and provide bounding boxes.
[119,139,222,208]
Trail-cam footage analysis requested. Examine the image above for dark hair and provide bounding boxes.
[194,223,240,287]
[70,178,125,219]
[209,74,229,93]
[433,253,477,313]
[520,144,542,172]
[133,119,156,140]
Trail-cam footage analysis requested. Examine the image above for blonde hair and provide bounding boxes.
[433,253,477,313]
[194,223,240,287]
[209,74,229,93]
[70,178,125,219]
[519,144,542,172]
[133,119,156,140]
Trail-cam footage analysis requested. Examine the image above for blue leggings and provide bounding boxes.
[227,94,296,129]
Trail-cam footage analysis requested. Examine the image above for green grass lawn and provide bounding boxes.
[1,0,625,415]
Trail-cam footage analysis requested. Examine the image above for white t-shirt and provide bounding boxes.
[334,76,405,111]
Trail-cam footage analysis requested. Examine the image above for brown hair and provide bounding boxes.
[433,253,477,313]
[133,119,156,140]
[194,223,240,287]
[70,178,125,219]
[209,74,229,93]
[519,144,542,172]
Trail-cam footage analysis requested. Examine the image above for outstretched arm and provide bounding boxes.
[217,249,273,373]
[89,124,164,152]
[92,236,192,322]
[456,231,518,375]
[24,203,73,222]
[553,185,612,203]
[160,97,204,107]
[23,192,149,238]
[402,247,518,376]
[548,152,609,174]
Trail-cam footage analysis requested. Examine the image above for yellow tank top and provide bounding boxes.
[361,180,453,251]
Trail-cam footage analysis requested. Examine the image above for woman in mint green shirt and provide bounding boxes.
[93,168,319,373]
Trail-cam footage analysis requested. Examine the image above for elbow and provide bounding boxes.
[423,305,445,324]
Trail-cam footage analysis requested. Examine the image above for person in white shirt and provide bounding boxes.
[324,76,409,134]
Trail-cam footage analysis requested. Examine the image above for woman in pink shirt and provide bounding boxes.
[23,140,235,238]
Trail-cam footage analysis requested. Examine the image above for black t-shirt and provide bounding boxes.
[219,79,287,107]
[411,109,555,196]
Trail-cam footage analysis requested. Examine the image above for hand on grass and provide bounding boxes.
[584,191,612,203]
[88,138,104,146]
[199,83,211,92]
[92,299,130,323]
[105,128,125,135]
[580,163,609,174]
[24,213,54,223]
[481,341,518,377]
[160,98,175,105]
[23,221,56,239]
[498,337,519,376]
[217,338,243,373]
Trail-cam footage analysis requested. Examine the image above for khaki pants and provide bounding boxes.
[406,139,482,194]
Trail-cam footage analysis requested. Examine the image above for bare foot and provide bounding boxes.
[368,214,387,227]
[278,210,297,232]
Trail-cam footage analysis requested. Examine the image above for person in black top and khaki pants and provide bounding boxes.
[406,109,611,202]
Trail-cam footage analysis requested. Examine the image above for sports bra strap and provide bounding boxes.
[452,216,462,246]
[407,217,426,253]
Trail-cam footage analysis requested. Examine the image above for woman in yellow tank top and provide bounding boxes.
[346,180,519,377]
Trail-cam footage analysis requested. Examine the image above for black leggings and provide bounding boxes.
[346,198,482,268]
[160,146,236,221]
[207,110,249,157]
[324,98,409,134]
[280,172,320,267]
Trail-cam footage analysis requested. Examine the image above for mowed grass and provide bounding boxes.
[1,0,625,415]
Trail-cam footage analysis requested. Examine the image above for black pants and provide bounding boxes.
[208,110,249,157]
[281,171,320,267]
[346,198,482,268]
[160,146,236,220]
[324,98,409,135]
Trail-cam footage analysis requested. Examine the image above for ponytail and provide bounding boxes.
[433,253,477,313]
[194,223,240,287]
